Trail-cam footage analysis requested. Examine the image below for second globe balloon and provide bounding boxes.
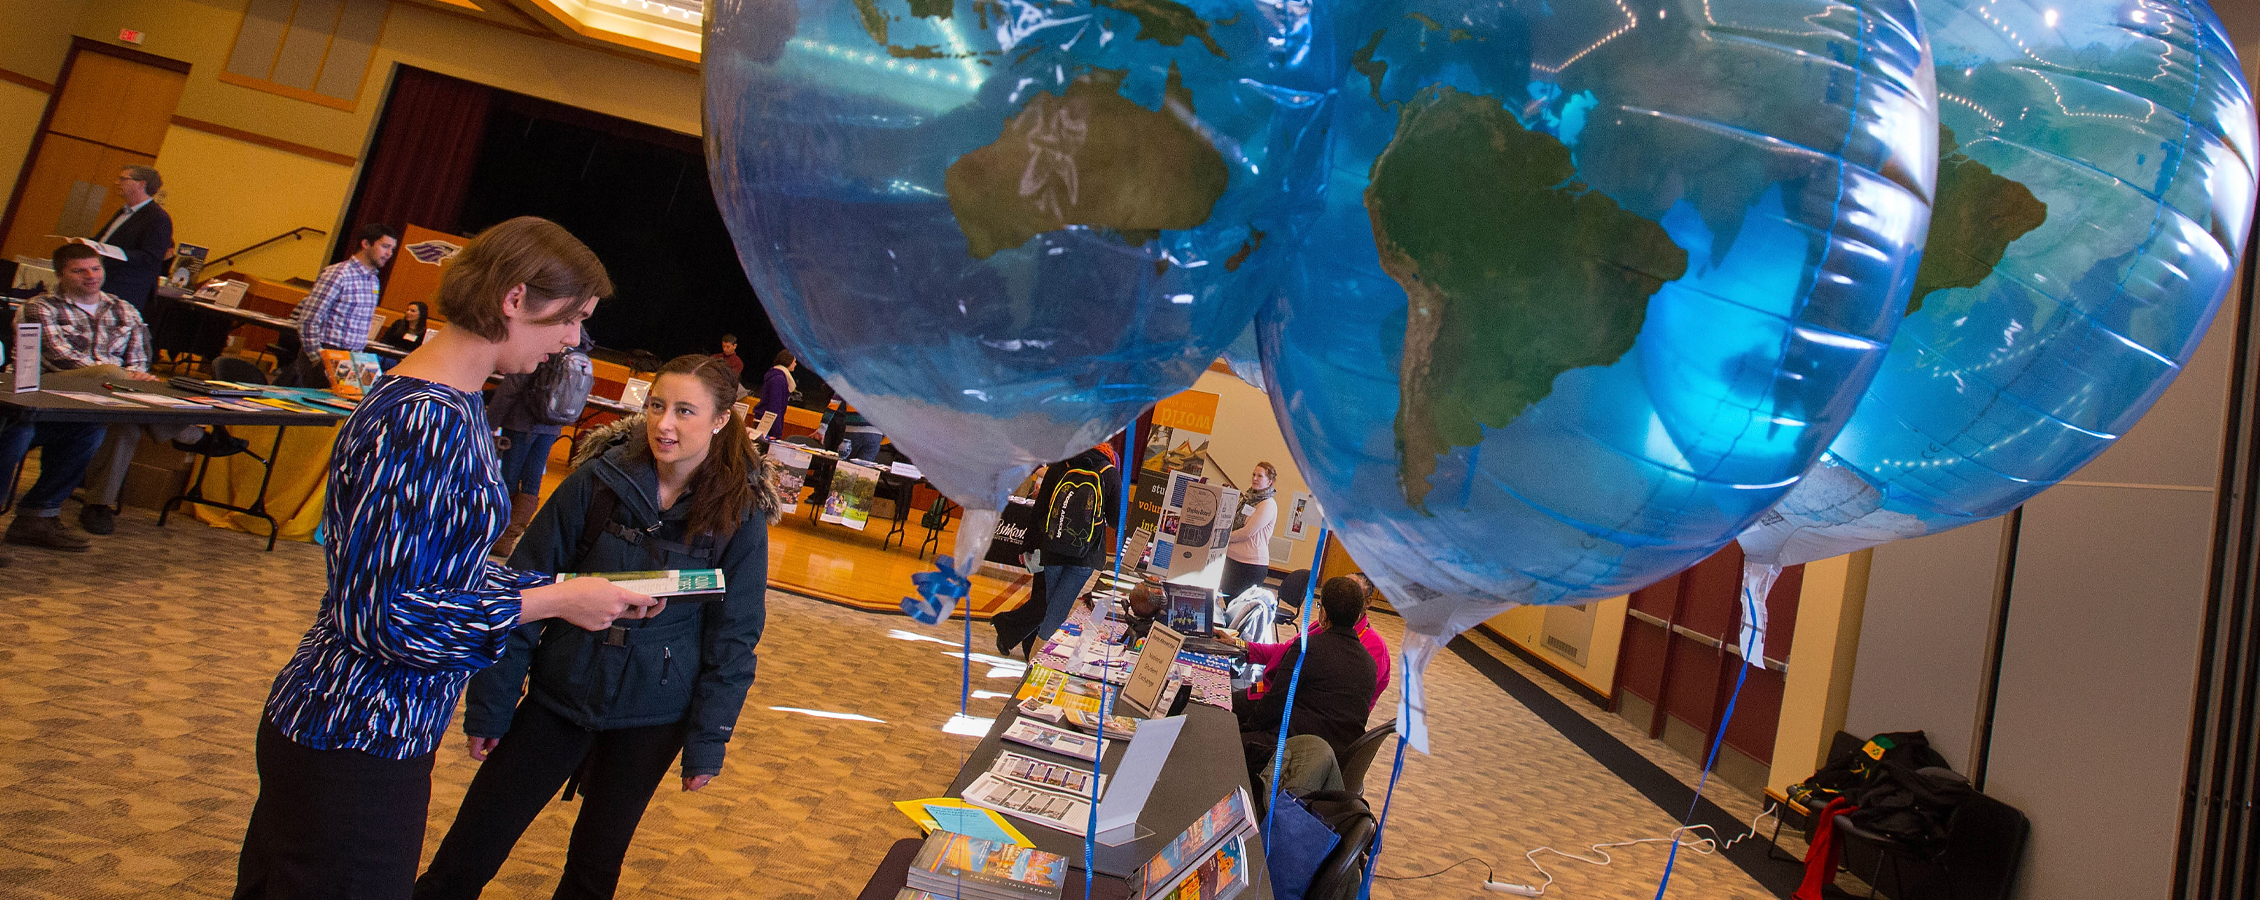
[1261,0,1938,650]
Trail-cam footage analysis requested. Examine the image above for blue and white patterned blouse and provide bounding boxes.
[263,375,548,759]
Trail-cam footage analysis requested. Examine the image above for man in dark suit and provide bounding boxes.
[80,165,173,311]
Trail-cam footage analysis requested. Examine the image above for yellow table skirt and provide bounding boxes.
[189,422,341,543]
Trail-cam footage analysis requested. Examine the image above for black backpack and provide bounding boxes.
[1043,459,1110,557]
[529,347,595,426]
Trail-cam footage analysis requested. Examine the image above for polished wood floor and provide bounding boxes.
[763,505,1032,620]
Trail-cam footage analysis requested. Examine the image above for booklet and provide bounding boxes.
[1000,718,1100,762]
[960,771,1097,838]
[47,390,140,407]
[557,569,726,599]
[989,749,1105,796]
[905,829,1069,899]
[112,391,210,409]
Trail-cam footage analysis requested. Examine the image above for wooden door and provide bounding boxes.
[0,38,189,262]
[1613,543,1805,789]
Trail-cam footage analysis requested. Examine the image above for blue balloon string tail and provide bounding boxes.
[1356,734,1410,899]
[1263,527,1329,845]
[1652,659,1753,899]
[1083,430,1138,900]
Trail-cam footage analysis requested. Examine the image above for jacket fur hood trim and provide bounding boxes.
[571,412,782,524]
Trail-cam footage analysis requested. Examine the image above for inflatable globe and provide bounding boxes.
[1261,0,1938,646]
[1741,0,2257,574]
[704,0,1335,564]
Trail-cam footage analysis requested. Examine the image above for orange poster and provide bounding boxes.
[382,223,469,320]
[1151,389,1219,434]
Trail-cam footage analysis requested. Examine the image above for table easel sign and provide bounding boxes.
[12,324,38,393]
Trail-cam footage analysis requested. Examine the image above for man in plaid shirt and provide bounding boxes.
[6,244,243,548]
[2,245,140,557]
[292,223,398,354]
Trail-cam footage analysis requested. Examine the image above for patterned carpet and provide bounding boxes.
[0,506,1817,899]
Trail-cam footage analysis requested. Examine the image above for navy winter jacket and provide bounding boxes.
[462,431,771,777]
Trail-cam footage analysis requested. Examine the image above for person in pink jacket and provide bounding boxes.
[1222,573,1392,713]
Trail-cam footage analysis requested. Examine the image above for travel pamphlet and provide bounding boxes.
[1153,834,1250,900]
[890,797,1034,847]
[1000,718,1100,762]
[988,749,1104,796]
[960,771,1097,839]
[904,829,1069,899]
[1137,788,1257,900]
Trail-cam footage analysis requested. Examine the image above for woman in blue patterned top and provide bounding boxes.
[233,217,659,900]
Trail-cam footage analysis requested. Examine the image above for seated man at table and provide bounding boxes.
[20,243,242,537]
[1236,576,1378,783]
[1223,571,1392,714]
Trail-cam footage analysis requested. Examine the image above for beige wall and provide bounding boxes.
[0,0,703,282]
[1480,596,1629,697]
[1767,549,1871,796]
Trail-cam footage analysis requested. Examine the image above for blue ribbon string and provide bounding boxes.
[1652,658,1753,899]
[1357,734,1410,899]
[1081,430,1139,900]
[1262,528,1328,845]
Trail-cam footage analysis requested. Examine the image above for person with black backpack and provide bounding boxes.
[415,354,777,900]
[489,330,596,557]
[991,442,1121,657]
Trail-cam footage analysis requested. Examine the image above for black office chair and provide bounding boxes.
[1339,719,1398,796]
[213,355,269,386]
[1304,805,1377,900]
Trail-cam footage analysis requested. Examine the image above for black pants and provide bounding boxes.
[234,718,436,900]
[993,567,1050,654]
[1220,558,1270,602]
[414,700,685,900]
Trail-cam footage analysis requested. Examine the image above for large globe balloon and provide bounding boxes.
[704,0,1336,570]
[1739,0,2256,606]
[1260,0,1938,663]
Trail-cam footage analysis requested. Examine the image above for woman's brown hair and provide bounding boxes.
[437,216,613,341]
[637,354,758,539]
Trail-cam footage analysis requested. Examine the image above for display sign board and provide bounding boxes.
[1152,472,1239,579]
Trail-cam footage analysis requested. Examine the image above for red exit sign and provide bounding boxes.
[118,29,145,45]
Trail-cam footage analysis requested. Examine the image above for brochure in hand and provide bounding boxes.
[557,569,726,599]
[905,829,1069,900]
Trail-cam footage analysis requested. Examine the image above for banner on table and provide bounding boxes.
[769,445,813,514]
[821,460,880,530]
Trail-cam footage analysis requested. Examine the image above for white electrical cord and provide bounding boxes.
[1482,803,1783,897]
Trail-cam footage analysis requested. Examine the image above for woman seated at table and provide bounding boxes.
[415,353,776,900]
[1236,576,1377,781]
[379,301,432,350]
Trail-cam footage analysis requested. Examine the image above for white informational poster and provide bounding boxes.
[13,324,40,393]
[1152,471,1240,580]
[1284,490,1319,540]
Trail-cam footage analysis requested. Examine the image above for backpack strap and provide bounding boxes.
[575,479,745,571]
[573,481,625,571]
